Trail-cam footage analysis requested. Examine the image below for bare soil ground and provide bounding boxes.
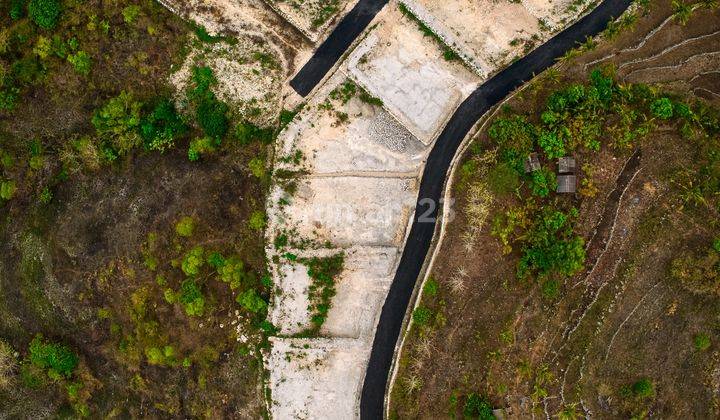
[390,2,720,418]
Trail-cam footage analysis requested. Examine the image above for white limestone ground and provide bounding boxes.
[263,0,356,42]
[401,0,598,78]
[347,8,480,144]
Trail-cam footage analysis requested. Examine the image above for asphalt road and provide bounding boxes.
[359,0,634,418]
[289,0,389,97]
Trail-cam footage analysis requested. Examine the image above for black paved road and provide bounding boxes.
[289,0,389,97]
[359,0,633,418]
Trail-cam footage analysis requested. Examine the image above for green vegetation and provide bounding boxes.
[694,333,711,351]
[412,306,432,326]
[298,253,345,332]
[28,334,78,378]
[175,216,196,237]
[463,393,495,419]
[398,2,459,61]
[28,0,62,30]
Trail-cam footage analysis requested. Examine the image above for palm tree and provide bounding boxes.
[672,1,694,25]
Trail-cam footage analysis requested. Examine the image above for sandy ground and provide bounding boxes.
[347,9,480,144]
[404,0,597,78]
[264,0,357,42]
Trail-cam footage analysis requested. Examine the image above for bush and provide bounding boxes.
[122,5,141,24]
[412,307,432,326]
[249,211,266,231]
[0,180,17,200]
[650,97,674,119]
[541,279,560,299]
[694,333,711,351]
[216,256,253,290]
[487,162,520,195]
[196,96,229,139]
[140,99,187,152]
[181,246,205,277]
[236,289,267,313]
[423,277,439,296]
[178,279,205,316]
[92,91,142,156]
[175,216,195,237]
[28,334,78,378]
[187,136,217,161]
[630,378,654,399]
[67,51,91,76]
[248,157,266,178]
[463,393,495,419]
[10,0,27,20]
[488,116,535,172]
[529,168,557,198]
[28,0,61,30]
[537,130,566,159]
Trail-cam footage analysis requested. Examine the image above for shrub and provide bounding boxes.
[463,393,495,419]
[28,334,78,378]
[0,180,17,200]
[175,216,195,237]
[181,246,205,276]
[234,122,275,144]
[412,307,432,326]
[630,378,654,399]
[248,157,266,178]
[188,136,216,161]
[10,0,27,20]
[488,116,535,171]
[423,277,439,296]
[529,168,557,198]
[28,0,62,30]
[236,289,267,313]
[537,130,565,159]
[249,211,266,231]
[650,97,674,119]
[487,162,520,195]
[216,256,254,290]
[67,51,91,76]
[0,340,16,389]
[197,96,229,139]
[92,92,142,156]
[178,279,205,316]
[140,99,187,152]
[694,333,711,351]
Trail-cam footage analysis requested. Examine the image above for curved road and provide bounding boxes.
[359,0,633,418]
[287,0,633,417]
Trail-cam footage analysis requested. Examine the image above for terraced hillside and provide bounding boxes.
[390,1,720,418]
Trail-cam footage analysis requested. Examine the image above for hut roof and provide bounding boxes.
[557,156,576,174]
[524,153,541,173]
[557,174,577,193]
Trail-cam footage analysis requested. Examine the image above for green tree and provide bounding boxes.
[175,216,195,237]
[236,289,267,313]
[650,97,674,119]
[28,334,78,378]
[537,130,566,159]
[529,168,557,198]
[140,99,187,152]
[487,115,535,172]
[694,333,711,351]
[28,0,62,30]
[412,307,432,326]
[92,91,142,156]
[181,246,205,277]
[67,51,91,76]
[178,279,205,316]
[463,393,495,419]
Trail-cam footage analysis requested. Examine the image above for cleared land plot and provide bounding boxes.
[265,0,355,41]
[348,9,479,144]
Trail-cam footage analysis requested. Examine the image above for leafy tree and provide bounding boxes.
[650,97,674,119]
[92,91,142,156]
[28,0,62,30]
[412,307,432,326]
[175,216,195,237]
[236,289,267,313]
[181,246,205,277]
[216,256,254,290]
[67,51,91,76]
[196,96,229,139]
[10,0,27,20]
[463,393,495,419]
[423,277,439,296]
[0,180,17,200]
[187,136,216,161]
[529,167,557,198]
[140,99,187,152]
[487,115,535,172]
[537,130,565,159]
[178,279,205,316]
[28,334,78,378]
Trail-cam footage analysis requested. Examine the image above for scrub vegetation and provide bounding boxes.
[391,1,720,418]
[0,0,285,416]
